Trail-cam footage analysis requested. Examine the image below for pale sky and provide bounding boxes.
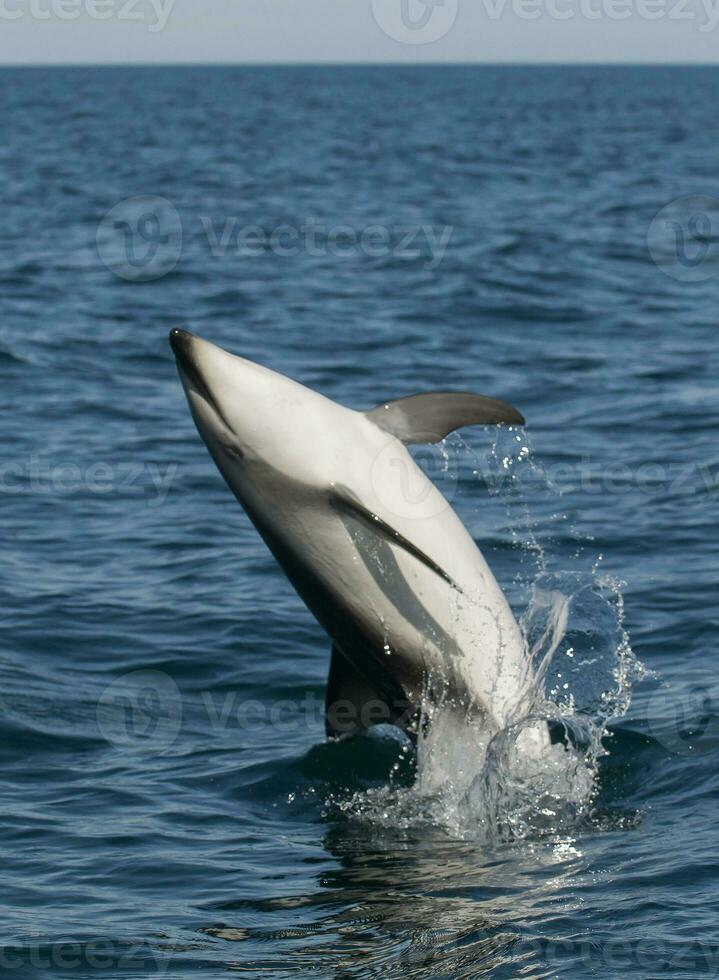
[0,0,716,64]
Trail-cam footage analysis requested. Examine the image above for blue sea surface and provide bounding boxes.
[1,65,718,979]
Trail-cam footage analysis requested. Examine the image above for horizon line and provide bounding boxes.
[0,59,717,68]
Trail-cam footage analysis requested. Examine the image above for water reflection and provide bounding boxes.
[203,822,586,978]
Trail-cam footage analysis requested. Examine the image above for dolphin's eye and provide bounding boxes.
[221,444,244,461]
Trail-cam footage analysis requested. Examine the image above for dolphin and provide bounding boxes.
[169,329,538,740]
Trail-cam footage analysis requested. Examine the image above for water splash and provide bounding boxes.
[324,431,645,843]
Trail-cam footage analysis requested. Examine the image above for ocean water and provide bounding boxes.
[1,65,719,978]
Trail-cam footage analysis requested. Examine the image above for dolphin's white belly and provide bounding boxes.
[331,508,528,729]
[252,423,531,730]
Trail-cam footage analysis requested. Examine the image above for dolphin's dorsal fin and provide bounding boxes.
[329,484,463,594]
[366,391,525,444]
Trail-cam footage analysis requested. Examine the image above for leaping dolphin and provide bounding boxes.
[170,329,537,740]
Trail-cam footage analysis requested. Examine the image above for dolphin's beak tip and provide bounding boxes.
[169,328,193,357]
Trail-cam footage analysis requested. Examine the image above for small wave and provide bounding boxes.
[0,344,27,365]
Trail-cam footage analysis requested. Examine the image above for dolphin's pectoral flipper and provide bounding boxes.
[366,391,525,444]
[325,646,412,737]
[329,485,463,594]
